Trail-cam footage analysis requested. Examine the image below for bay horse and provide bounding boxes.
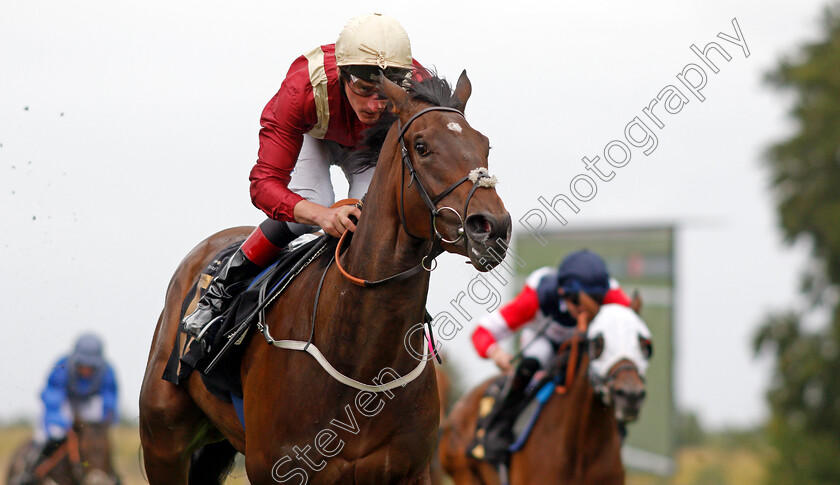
[439,303,653,485]
[6,420,119,485]
[139,71,511,484]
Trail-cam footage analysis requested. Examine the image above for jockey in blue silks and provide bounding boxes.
[21,333,118,481]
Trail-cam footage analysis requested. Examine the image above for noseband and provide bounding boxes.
[396,106,497,268]
[590,360,643,407]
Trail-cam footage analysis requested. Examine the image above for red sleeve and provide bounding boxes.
[411,59,428,81]
[499,286,540,332]
[471,326,497,359]
[604,287,632,306]
[249,58,316,221]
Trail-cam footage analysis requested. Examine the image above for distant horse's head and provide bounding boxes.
[379,71,512,270]
[586,304,653,423]
[71,420,118,485]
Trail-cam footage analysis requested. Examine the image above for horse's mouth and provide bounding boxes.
[616,407,641,423]
[613,397,645,423]
[463,211,511,271]
[437,208,511,270]
[462,236,508,271]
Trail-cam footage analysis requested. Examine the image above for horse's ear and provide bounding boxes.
[454,70,472,113]
[380,74,411,114]
[630,289,643,314]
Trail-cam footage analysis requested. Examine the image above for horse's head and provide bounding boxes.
[586,304,653,423]
[71,420,118,485]
[379,71,512,271]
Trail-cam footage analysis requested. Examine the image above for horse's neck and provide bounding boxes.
[330,137,434,359]
[77,427,112,472]
[349,142,433,282]
[545,357,619,473]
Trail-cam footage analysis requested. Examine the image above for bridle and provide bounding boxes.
[397,106,494,250]
[590,359,643,408]
[277,106,497,377]
[335,105,497,287]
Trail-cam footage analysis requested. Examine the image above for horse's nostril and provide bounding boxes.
[466,214,493,237]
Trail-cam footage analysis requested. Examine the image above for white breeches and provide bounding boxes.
[518,323,577,369]
[286,135,375,236]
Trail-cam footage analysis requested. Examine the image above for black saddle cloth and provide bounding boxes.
[162,235,332,402]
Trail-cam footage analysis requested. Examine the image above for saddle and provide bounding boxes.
[162,233,333,403]
[468,349,575,465]
[467,374,552,464]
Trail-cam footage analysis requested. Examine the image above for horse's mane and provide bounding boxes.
[344,69,462,172]
[409,68,464,112]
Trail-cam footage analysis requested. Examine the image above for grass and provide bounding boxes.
[1,424,768,484]
[0,424,249,485]
[627,446,767,485]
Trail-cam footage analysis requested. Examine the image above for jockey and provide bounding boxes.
[183,13,424,349]
[471,250,631,457]
[21,333,118,482]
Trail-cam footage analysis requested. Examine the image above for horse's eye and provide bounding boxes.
[639,335,653,359]
[589,334,604,360]
[414,141,430,157]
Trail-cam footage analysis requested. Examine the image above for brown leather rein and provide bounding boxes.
[554,313,591,395]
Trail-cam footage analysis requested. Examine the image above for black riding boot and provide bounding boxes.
[182,247,261,352]
[482,357,541,460]
[182,220,299,354]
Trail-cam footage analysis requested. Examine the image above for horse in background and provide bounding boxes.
[6,419,119,485]
[440,303,653,484]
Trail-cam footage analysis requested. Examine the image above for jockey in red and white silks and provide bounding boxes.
[471,250,632,371]
[183,13,425,348]
[250,42,424,228]
[470,250,632,458]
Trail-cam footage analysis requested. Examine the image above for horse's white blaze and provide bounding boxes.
[447,122,462,133]
[587,304,652,378]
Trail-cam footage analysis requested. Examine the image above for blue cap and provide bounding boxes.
[557,250,610,297]
[71,333,104,368]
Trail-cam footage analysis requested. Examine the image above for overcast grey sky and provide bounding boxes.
[0,0,828,429]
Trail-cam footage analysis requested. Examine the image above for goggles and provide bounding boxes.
[341,66,411,98]
[345,73,383,98]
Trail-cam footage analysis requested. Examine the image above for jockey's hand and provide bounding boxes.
[489,346,514,373]
[294,200,361,238]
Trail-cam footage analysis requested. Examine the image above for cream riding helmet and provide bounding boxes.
[336,13,413,84]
